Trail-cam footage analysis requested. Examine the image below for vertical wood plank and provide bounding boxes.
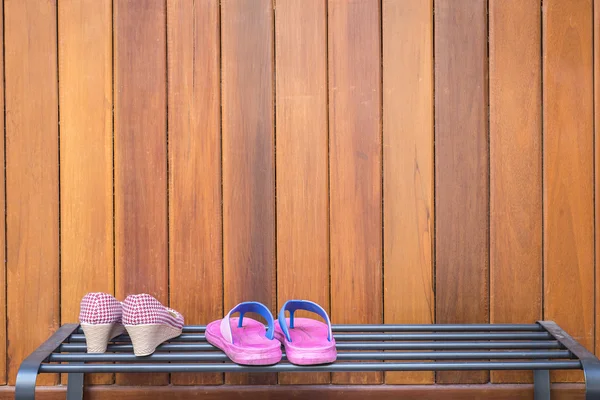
[434,0,489,384]
[275,0,329,386]
[59,0,114,385]
[329,0,382,385]
[5,0,59,385]
[595,0,600,362]
[543,0,594,383]
[382,0,434,385]
[221,0,276,385]
[382,0,434,384]
[0,0,6,386]
[489,0,542,384]
[114,0,168,386]
[167,0,223,386]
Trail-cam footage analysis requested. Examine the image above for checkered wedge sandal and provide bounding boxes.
[122,294,184,356]
[79,292,126,353]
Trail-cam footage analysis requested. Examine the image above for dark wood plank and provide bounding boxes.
[489,0,542,384]
[434,0,489,384]
[275,0,329,386]
[328,0,382,385]
[0,384,588,400]
[5,0,59,385]
[221,0,276,385]
[58,0,114,385]
[167,0,223,386]
[114,0,168,386]
[542,0,594,383]
[382,0,434,385]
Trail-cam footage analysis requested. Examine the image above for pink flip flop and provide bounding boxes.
[205,302,282,365]
[274,300,337,365]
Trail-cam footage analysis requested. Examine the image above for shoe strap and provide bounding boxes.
[220,301,275,344]
[278,300,333,343]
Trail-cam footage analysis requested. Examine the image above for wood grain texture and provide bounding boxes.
[328,0,382,385]
[382,0,434,385]
[114,0,168,386]
[221,0,276,385]
[489,0,542,384]
[595,0,600,361]
[0,384,588,400]
[275,0,329,386]
[434,0,489,385]
[0,2,6,386]
[167,0,223,386]
[5,0,59,385]
[542,0,594,383]
[58,0,114,385]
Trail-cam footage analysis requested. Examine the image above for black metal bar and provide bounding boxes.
[39,360,581,374]
[538,321,600,400]
[47,350,573,363]
[68,331,552,343]
[294,332,552,341]
[74,323,544,334]
[58,340,564,353]
[330,324,544,332]
[15,324,80,400]
[533,369,550,400]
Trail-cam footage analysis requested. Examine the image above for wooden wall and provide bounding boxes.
[0,0,599,396]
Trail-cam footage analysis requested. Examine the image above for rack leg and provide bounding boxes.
[14,369,37,400]
[66,369,84,400]
[584,361,600,399]
[15,324,80,400]
[534,369,550,400]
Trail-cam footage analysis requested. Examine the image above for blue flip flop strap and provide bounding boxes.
[278,300,333,343]
[220,301,275,344]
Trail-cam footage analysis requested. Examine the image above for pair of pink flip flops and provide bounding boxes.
[205,300,336,366]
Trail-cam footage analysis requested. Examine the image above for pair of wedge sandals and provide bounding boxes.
[79,292,184,356]
[206,300,336,366]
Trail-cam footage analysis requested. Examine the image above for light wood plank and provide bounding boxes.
[383,0,434,385]
[0,0,6,386]
[543,0,594,383]
[594,0,600,363]
[329,0,382,385]
[489,0,542,384]
[5,0,59,385]
[58,0,114,385]
[275,0,329,386]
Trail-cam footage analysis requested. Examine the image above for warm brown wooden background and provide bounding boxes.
[0,0,599,397]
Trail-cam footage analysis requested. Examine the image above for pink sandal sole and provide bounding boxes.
[275,317,337,365]
[206,317,282,365]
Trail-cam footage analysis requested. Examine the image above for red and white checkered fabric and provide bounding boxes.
[122,294,184,330]
[79,292,122,325]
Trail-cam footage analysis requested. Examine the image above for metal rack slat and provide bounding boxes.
[48,350,573,363]
[39,360,582,374]
[75,323,544,334]
[67,331,552,343]
[58,340,564,353]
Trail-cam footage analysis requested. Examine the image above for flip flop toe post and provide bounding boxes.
[275,300,337,365]
[205,302,282,365]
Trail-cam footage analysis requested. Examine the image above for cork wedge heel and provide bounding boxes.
[122,294,184,357]
[124,323,182,356]
[81,322,126,353]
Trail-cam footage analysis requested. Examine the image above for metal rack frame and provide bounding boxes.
[15,321,600,400]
